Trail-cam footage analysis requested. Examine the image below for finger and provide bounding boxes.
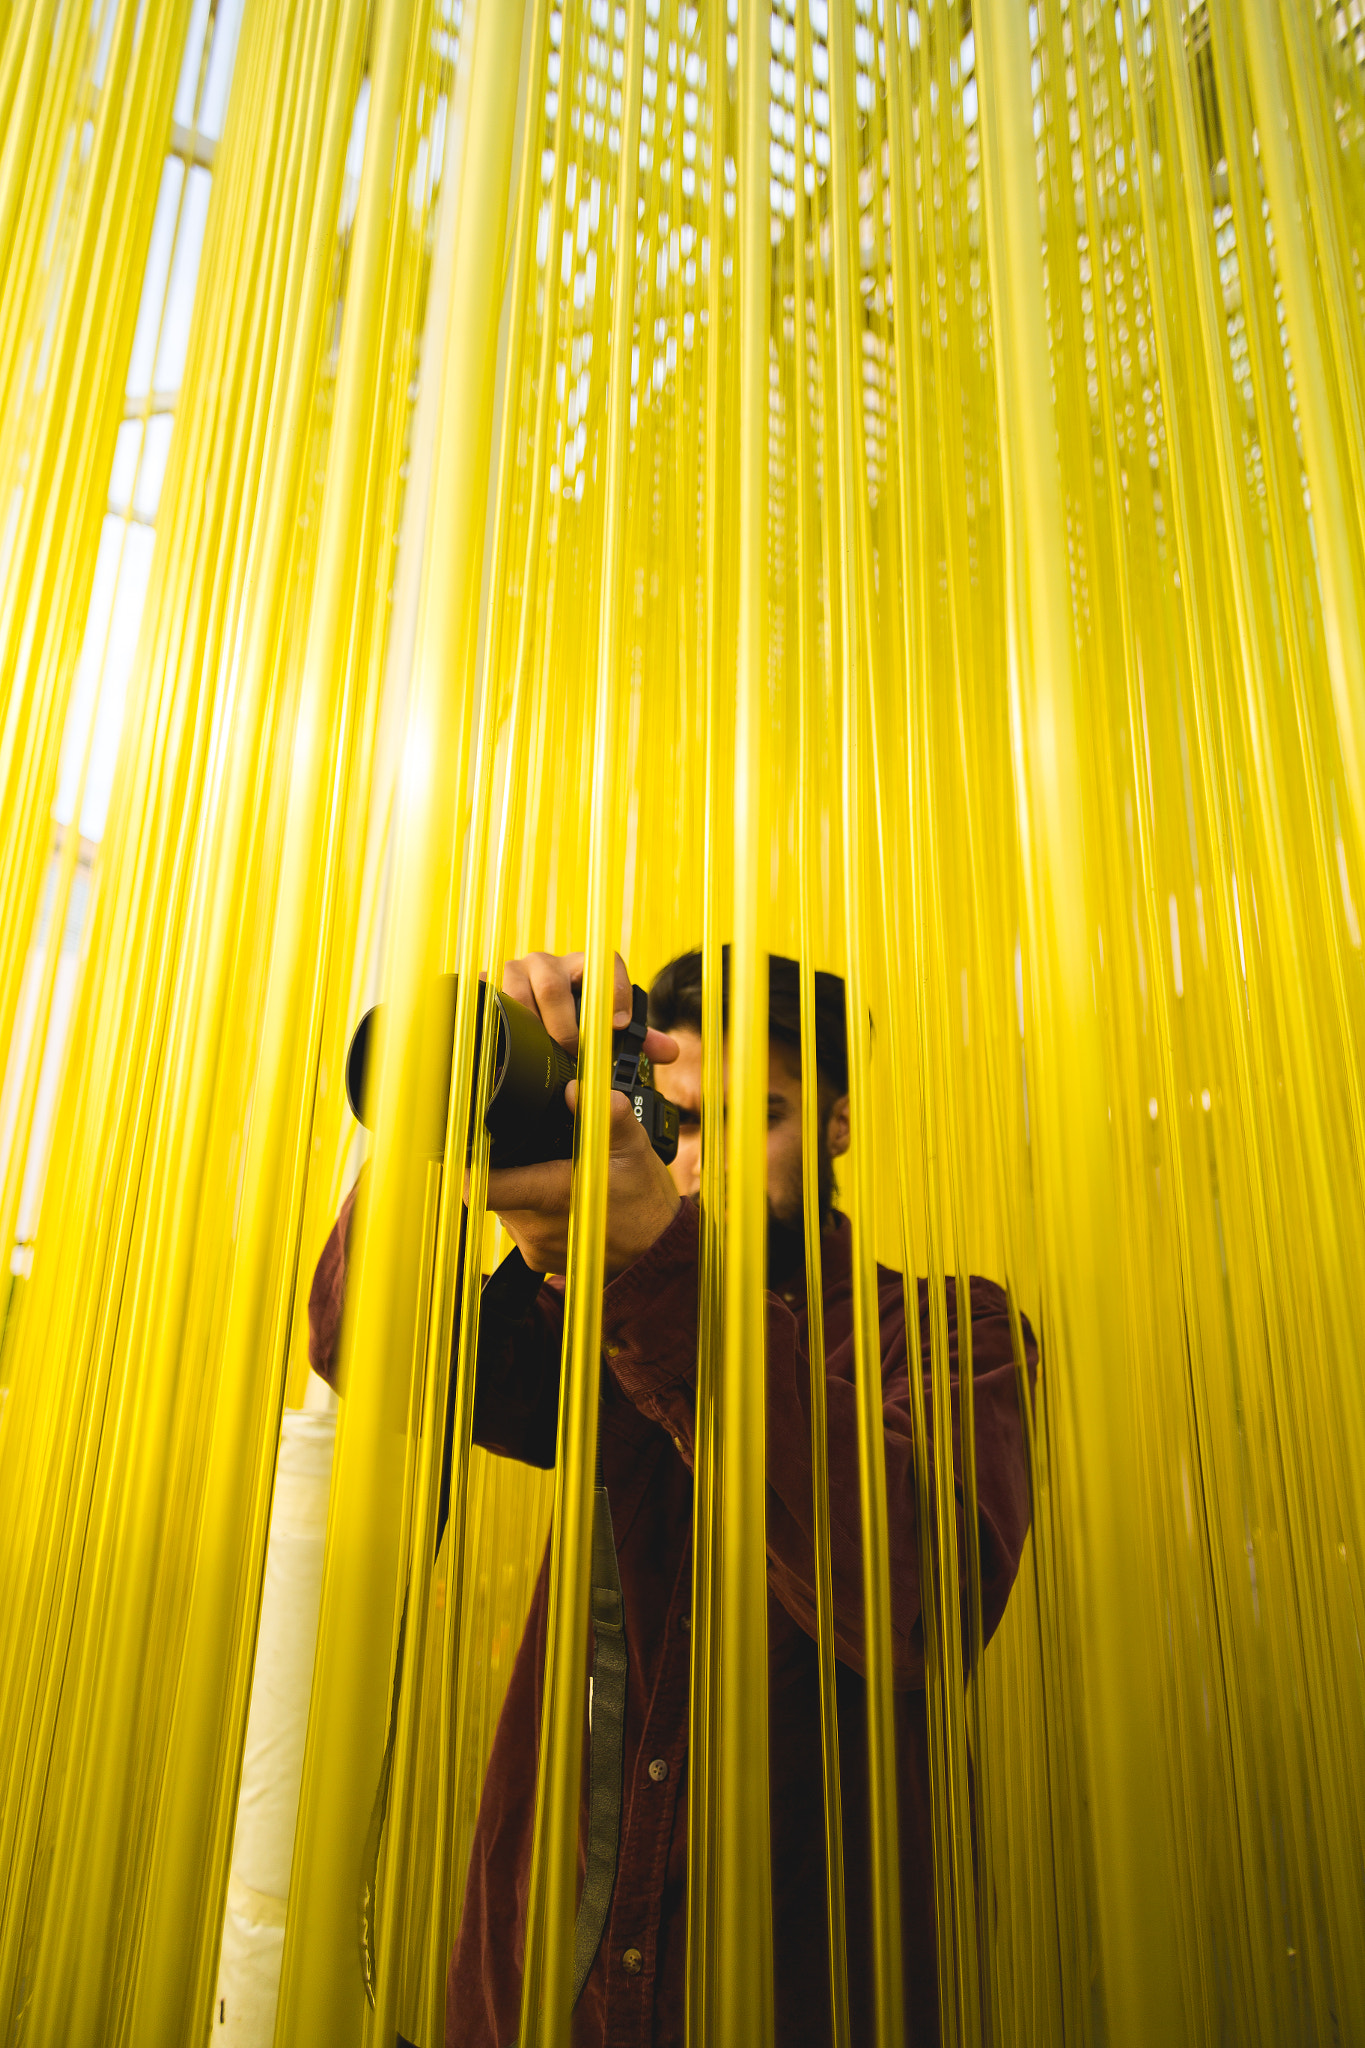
[496,1218,567,1277]
[612,951,635,1027]
[502,951,583,1037]
[521,953,581,1050]
[485,1158,574,1213]
[559,950,632,1029]
[509,951,676,1060]
[501,956,538,1016]
[607,955,677,1061]
[559,1021,676,1065]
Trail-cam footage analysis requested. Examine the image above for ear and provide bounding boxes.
[826,1093,851,1158]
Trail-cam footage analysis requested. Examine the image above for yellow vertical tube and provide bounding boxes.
[0,0,367,2034]
[1100,16,1337,2040]
[824,5,904,2045]
[123,0,414,2034]
[974,2,1185,2041]
[880,2,982,2036]
[417,9,575,2036]
[0,0,194,1257]
[1054,5,1268,2035]
[515,4,645,2041]
[0,2,67,285]
[1239,0,1365,854]
[272,2,527,2038]
[792,3,851,2040]
[709,2,775,2043]
[686,0,732,2032]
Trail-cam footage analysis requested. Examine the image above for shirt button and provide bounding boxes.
[679,1614,691,1633]
[648,1758,669,1782]
[622,1947,643,1975]
[604,1341,620,1358]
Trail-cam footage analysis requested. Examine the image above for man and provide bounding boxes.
[308,947,1036,2048]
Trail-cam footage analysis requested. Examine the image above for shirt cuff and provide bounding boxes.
[600,1196,700,1394]
[480,1242,549,1324]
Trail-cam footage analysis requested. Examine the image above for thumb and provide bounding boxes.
[562,1078,644,1148]
[607,1087,646,1150]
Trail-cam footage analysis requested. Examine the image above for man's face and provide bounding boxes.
[655,1028,850,1227]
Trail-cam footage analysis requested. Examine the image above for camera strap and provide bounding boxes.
[574,1446,628,2001]
[480,1466,625,2048]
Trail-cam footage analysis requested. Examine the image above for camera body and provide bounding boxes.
[606,984,678,1163]
[345,975,678,1169]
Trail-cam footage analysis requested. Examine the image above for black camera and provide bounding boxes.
[344,975,678,1169]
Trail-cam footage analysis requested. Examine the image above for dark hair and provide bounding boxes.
[648,946,849,1096]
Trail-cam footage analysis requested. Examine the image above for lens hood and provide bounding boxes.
[345,976,576,1164]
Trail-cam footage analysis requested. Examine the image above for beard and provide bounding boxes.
[766,1129,838,1289]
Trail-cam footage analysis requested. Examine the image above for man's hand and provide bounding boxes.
[478,948,681,1277]
[485,1081,681,1280]
[501,949,679,1067]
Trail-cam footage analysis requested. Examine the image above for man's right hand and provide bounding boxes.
[478,949,682,1278]
[501,950,679,1068]
[483,1082,681,1279]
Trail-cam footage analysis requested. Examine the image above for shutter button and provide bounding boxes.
[648,1757,669,1782]
[622,1947,643,1975]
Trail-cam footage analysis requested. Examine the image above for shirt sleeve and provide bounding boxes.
[306,1178,362,1388]
[470,1252,565,1471]
[305,1186,567,1472]
[762,1274,1038,1688]
[601,1200,1037,1690]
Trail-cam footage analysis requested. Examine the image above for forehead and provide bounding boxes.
[658,1026,703,1109]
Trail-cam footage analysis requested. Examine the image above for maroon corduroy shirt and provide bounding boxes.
[308,1190,1036,2048]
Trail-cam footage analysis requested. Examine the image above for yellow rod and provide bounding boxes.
[792,0,851,2038]
[515,3,645,2040]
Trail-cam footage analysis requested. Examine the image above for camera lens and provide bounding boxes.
[483,987,576,1165]
[345,976,576,1164]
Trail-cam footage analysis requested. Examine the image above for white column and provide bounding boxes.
[215,1386,337,2042]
